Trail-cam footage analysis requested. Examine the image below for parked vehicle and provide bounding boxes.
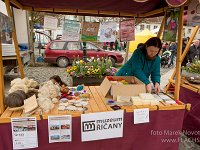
[44,41,124,67]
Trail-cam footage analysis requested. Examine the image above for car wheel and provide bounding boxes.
[110,57,116,67]
[57,57,69,68]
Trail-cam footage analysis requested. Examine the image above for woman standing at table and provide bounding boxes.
[116,37,162,94]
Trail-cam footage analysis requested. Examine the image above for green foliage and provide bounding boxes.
[182,60,200,74]
[66,57,117,78]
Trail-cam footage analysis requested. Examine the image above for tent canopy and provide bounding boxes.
[5,0,169,18]
[129,29,157,52]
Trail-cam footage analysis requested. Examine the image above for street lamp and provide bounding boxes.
[83,42,87,62]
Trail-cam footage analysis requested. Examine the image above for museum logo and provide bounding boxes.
[82,121,95,132]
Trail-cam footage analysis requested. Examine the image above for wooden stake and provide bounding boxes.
[124,42,130,63]
[5,0,25,78]
[157,16,165,38]
[174,6,184,100]
[0,32,5,113]
[164,26,199,93]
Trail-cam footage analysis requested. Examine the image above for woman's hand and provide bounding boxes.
[154,82,160,94]
[146,83,152,93]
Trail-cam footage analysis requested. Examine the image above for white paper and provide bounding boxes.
[157,93,171,100]
[44,16,58,30]
[99,22,117,42]
[62,20,80,41]
[48,115,72,143]
[81,110,124,142]
[165,100,176,104]
[134,108,149,124]
[11,117,38,150]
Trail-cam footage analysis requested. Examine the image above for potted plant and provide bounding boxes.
[66,57,118,86]
[182,59,200,84]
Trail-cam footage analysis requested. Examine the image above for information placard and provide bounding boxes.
[134,108,149,124]
[62,20,80,41]
[81,110,124,142]
[99,22,117,42]
[48,115,72,143]
[11,117,38,150]
[44,16,58,30]
[119,20,135,42]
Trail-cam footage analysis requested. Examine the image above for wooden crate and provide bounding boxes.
[0,86,190,123]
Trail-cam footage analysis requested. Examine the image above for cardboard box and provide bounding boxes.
[99,76,146,100]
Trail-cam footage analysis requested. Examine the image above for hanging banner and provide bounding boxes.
[62,20,81,41]
[44,16,58,30]
[119,20,135,42]
[81,110,124,142]
[11,117,38,150]
[0,12,13,44]
[81,22,100,41]
[99,22,117,42]
[163,8,180,42]
[48,115,72,143]
[187,0,200,26]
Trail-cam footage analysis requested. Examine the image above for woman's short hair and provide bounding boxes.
[140,37,162,56]
[144,37,162,50]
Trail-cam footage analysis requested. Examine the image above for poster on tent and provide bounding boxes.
[119,20,135,42]
[62,20,81,41]
[163,8,180,42]
[11,117,38,150]
[48,115,72,143]
[44,16,58,30]
[99,22,117,42]
[187,0,200,26]
[81,22,100,41]
[0,12,13,44]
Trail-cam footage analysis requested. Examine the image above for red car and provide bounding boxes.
[44,41,124,67]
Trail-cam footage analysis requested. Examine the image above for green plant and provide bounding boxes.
[66,57,118,78]
[182,60,200,74]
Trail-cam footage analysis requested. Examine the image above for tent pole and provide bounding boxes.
[0,32,5,113]
[157,16,165,38]
[163,26,199,93]
[5,0,25,78]
[124,42,130,63]
[174,6,184,100]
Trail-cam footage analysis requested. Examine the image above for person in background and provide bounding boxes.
[116,37,162,94]
[168,42,177,67]
[103,42,107,50]
[162,42,169,54]
[123,42,127,51]
[115,39,118,51]
[181,38,189,67]
[110,42,114,50]
[137,43,145,48]
[188,39,200,62]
